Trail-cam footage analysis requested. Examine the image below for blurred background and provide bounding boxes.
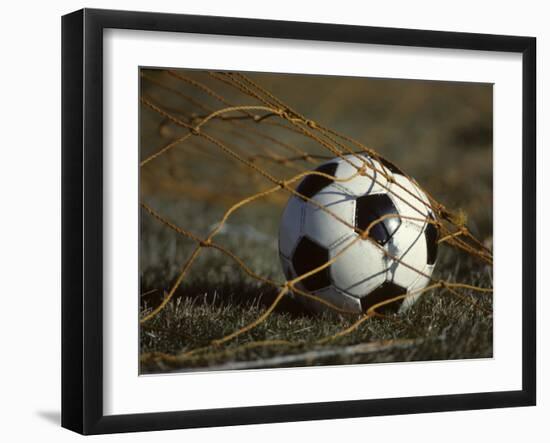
[140,69,492,290]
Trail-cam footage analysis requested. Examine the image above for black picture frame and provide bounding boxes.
[62,8,536,435]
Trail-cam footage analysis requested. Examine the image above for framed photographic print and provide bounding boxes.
[61,8,536,435]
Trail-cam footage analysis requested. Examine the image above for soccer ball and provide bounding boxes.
[278,153,438,314]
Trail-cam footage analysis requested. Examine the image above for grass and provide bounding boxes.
[139,69,493,374]
[139,200,492,373]
[140,270,492,373]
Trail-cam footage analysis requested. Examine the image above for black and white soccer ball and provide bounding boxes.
[278,153,438,314]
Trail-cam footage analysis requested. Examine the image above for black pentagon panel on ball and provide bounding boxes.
[425,212,439,265]
[296,162,338,200]
[360,281,407,313]
[378,157,405,176]
[291,237,331,292]
[355,194,401,245]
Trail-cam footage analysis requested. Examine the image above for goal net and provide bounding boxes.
[139,69,493,372]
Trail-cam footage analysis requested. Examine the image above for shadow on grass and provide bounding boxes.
[140,277,312,318]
